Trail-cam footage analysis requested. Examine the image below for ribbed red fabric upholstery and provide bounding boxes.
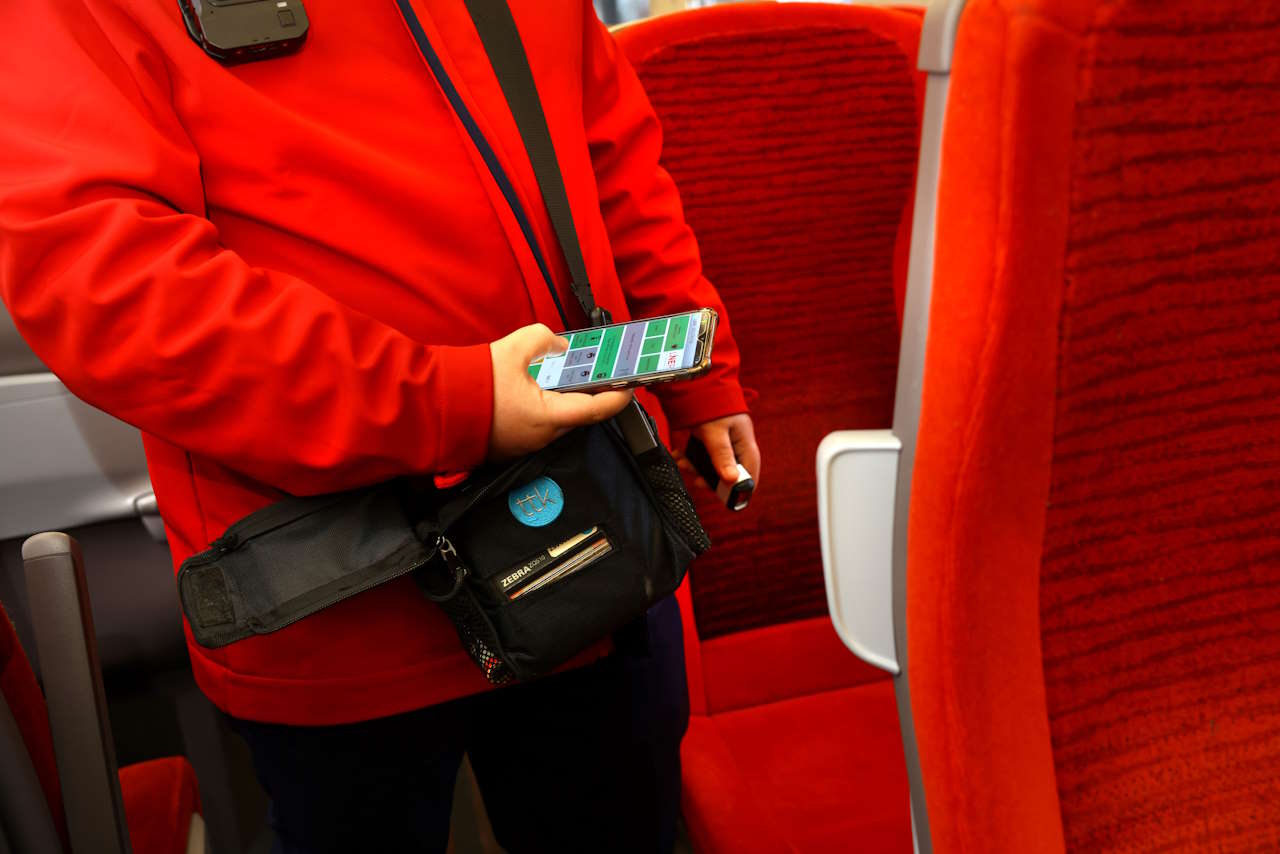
[1040,2,1280,849]
[619,6,923,852]
[906,0,1280,850]
[622,2,923,639]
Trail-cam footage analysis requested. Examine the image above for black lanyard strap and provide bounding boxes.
[461,0,605,326]
[395,0,608,328]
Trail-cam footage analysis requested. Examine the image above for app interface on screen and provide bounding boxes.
[528,311,704,391]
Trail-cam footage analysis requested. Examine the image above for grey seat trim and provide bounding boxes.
[889,2,969,852]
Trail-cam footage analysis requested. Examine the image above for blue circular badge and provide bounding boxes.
[508,476,564,528]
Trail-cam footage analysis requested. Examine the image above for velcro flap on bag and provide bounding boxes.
[177,483,437,648]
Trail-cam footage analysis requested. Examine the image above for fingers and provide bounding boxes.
[506,323,568,364]
[542,388,633,428]
[735,438,761,486]
[701,426,741,483]
[729,420,761,485]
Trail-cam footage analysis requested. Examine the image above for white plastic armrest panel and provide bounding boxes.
[817,430,902,675]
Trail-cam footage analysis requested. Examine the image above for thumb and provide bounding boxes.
[701,428,741,484]
[504,323,568,364]
[543,388,633,428]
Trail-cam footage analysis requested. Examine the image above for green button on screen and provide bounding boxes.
[593,326,624,380]
[570,329,602,349]
[664,314,689,351]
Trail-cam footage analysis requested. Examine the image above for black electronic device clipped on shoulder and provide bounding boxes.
[178,0,309,64]
[685,436,754,513]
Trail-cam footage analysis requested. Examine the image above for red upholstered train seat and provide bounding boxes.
[906,1,1280,850]
[1,603,201,854]
[120,758,202,854]
[616,5,925,851]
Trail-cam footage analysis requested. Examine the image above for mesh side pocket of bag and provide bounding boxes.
[417,562,514,685]
[433,590,513,685]
[640,451,711,556]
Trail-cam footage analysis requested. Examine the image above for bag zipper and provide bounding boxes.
[602,420,701,553]
[249,535,443,633]
[185,489,361,564]
[434,439,566,532]
[505,531,614,602]
[418,535,471,603]
[494,526,600,596]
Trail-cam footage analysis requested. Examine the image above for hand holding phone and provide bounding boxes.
[528,309,717,393]
[489,324,633,462]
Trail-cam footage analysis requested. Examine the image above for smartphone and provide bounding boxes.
[528,308,717,393]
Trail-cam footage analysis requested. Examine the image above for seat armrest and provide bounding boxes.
[22,532,130,854]
[817,430,902,674]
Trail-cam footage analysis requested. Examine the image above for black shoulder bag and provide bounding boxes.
[176,0,710,685]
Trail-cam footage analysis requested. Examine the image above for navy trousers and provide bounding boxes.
[227,596,689,854]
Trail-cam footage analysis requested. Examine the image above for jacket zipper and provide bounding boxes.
[393,0,571,329]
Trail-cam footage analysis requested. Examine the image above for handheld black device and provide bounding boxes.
[685,436,754,512]
[178,0,310,64]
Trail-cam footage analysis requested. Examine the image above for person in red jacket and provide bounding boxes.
[0,0,759,851]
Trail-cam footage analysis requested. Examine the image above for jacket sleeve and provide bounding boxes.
[580,5,750,429]
[0,1,493,496]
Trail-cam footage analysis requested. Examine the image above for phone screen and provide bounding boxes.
[528,310,711,392]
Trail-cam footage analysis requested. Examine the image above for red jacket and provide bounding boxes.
[0,0,746,724]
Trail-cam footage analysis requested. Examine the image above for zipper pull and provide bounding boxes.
[209,533,238,556]
[439,536,469,586]
[417,535,468,603]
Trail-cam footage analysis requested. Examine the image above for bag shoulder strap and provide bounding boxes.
[462,0,609,327]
